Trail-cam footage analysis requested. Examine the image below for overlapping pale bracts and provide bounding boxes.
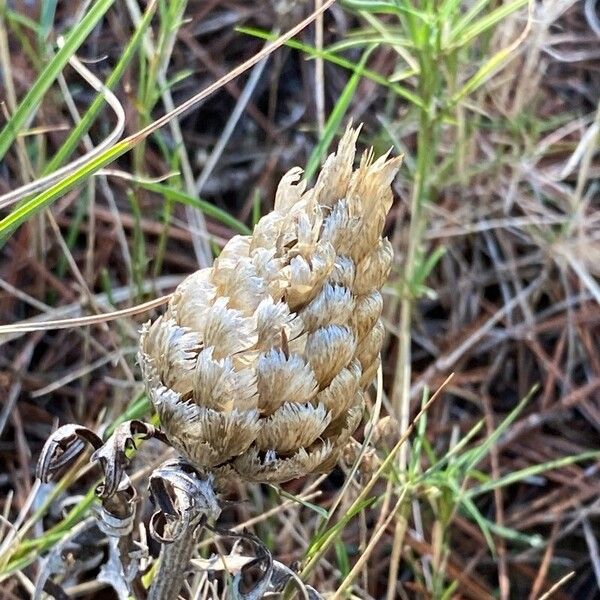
[140,125,401,483]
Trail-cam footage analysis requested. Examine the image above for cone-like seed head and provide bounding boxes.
[140,126,401,483]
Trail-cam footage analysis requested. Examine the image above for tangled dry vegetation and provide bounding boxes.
[0,1,599,599]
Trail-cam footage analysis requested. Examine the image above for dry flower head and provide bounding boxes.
[140,125,401,483]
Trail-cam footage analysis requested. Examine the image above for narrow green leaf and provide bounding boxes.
[277,489,329,520]
[459,500,544,547]
[418,421,485,484]
[459,493,496,553]
[334,540,351,577]
[0,139,129,239]
[460,385,538,472]
[5,8,42,34]
[448,0,491,40]
[42,0,157,175]
[450,0,529,48]
[326,30,413,54]
[481,520,544,547]
[1,9,331,239]
[306,497,376,558]
[38,0,58,44]
[251,188,262,227]
[305,48,373,181]
[439,0,464,20]
[343,0,428,20]
[451,10,531,103]
[138,182,251,235]
[0,0,115,161]
[237,26,423,108]
[340,0,401,14]
[467,450,600,498]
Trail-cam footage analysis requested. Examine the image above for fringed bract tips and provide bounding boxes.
[140,125,401,483]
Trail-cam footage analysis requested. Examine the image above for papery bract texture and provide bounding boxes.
[140,125,401,483]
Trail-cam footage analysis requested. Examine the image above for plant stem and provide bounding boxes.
[391,13,440,470]
[147,466,221,600]
[148,527,198,600]
[392,88,436,471]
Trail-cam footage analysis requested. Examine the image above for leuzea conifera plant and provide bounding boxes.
[38,125,401,599]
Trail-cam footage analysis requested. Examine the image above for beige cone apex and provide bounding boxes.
[140,125,401,483]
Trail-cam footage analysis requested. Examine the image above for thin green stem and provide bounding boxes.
[392,44,438,470]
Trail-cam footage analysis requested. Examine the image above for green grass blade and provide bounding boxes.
[237,26,423,108]
[418,420,485,482]
[455,509,544,548]
[341,0,427,20]
[277,489,329,520]
[451,11,531,103]
[0,139,129,240]
[38,0,57,44]
[340,0,402,14]
[305,497,376,559]
[4,8,42,34]
[481,520,544,547]
[450,0,529,48]
[326,29,413,53]
[138,182,251,235]
[458,492,496,553]
[439,0,464,20]
[334,539,351,578]
[459,385,538,472]
[448,0,491,40]
[467,450,600,498]
[0,0,115,161]
[304,48,373,180]
[0,5,334,239]
[42,0,157,175]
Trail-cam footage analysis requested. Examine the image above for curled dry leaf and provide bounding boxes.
[38,422,144,540]
[36,424,103,483]
[95,476,138,538]
[206,526,274,600]
[91,420,158,498]
[198,525,324,600]
[149,458,221,544]
[140,125,401,484]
